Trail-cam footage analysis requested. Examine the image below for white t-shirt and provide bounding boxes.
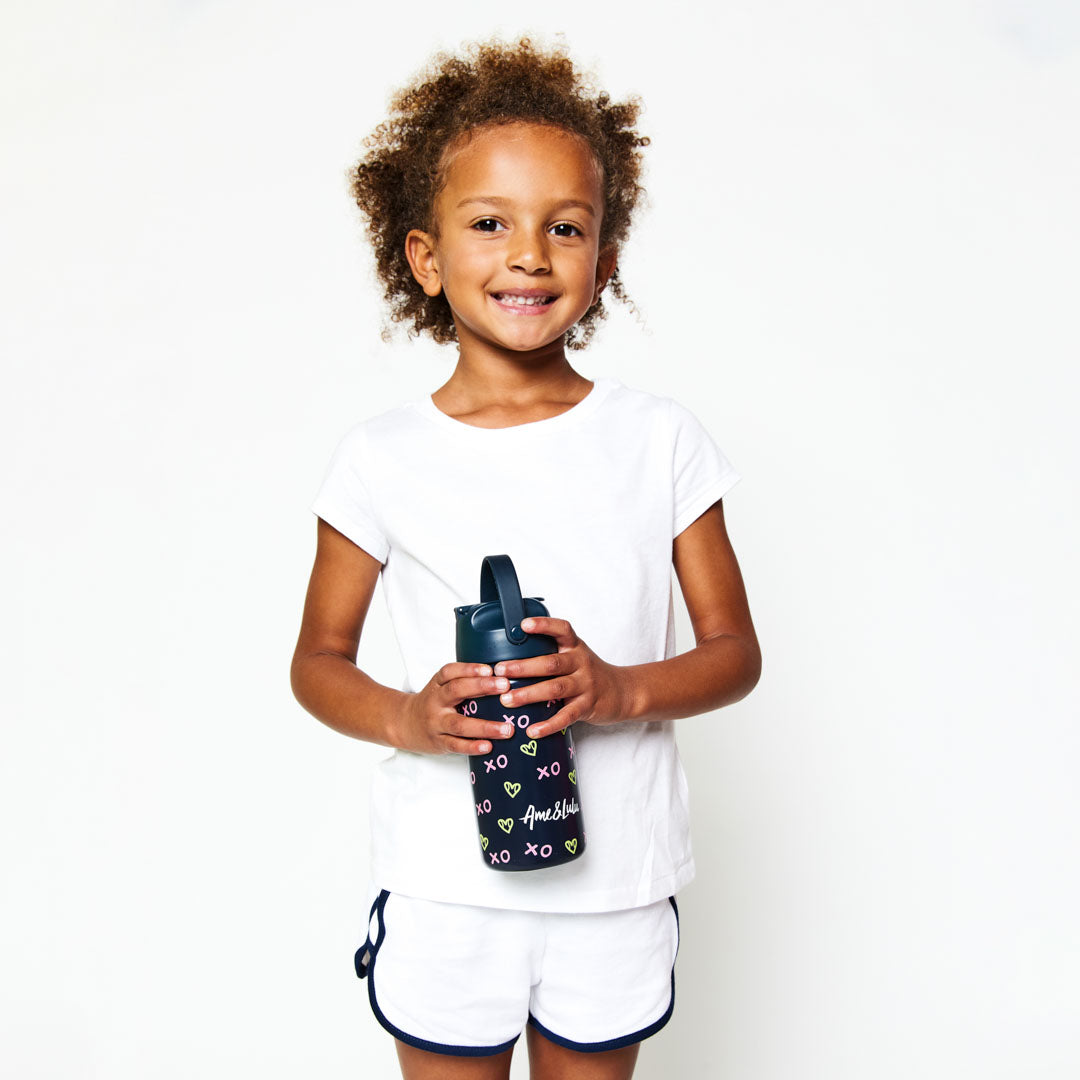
[310,376,740,912]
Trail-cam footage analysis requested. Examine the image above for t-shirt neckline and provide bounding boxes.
[412,376,616,436]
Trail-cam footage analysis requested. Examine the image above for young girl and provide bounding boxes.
[291,38,761,1080]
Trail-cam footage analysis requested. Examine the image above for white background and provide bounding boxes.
[3,1,1078,1076]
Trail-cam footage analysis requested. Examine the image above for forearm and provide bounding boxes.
[290,651,410,748]
[621,634,761,725]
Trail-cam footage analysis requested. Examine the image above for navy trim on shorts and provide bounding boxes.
[527,896,681,1054]
[355,889,520,1059]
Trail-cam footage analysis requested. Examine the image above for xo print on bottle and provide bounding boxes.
[464,689,584,870]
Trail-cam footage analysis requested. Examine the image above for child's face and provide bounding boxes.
[406,122,614,360]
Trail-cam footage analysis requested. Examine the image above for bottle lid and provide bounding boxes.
[454,555,556,664]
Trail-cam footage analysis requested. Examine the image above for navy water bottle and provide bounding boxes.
[455,555,585,871]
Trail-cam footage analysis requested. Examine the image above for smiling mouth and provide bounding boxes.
[491,291,558,311]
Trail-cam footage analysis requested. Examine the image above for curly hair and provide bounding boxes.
[350,37,649,350]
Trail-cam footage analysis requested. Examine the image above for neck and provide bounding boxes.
[437,336,590,412]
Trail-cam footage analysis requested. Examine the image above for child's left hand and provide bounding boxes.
[492,617,630,739]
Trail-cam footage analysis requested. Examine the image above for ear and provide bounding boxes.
[593,247,617,304]
[405,229,443,297]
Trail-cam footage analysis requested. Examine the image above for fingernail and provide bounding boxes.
[500,693,512,704]
[478,665,492,675]
[493,663,505,676]
[526,728,539,739]
[521,619,534,629]
[478,742,491,754]
[502,723,513,736]
[495,678,509,691]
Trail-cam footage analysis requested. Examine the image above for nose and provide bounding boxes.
[507,228,550,274]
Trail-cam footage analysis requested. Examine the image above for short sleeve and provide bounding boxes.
[669,398,741,538]
[309,425,390,563]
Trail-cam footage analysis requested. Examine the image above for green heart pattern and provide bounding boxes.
[469,699,583,867]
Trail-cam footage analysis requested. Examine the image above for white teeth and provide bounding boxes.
[496,293,552,306]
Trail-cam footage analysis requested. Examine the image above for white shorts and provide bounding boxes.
[355,889,680,1057]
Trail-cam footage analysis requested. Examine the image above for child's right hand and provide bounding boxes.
[397,664,516,756]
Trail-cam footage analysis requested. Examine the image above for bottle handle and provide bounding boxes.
[480,555,529,646]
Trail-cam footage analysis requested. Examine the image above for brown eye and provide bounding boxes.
[472,218,504,232]
[550,222,582,237]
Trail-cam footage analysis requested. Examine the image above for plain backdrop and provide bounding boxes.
[3,1,1078,1077]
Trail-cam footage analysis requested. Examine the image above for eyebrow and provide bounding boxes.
[456,196,597,215]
